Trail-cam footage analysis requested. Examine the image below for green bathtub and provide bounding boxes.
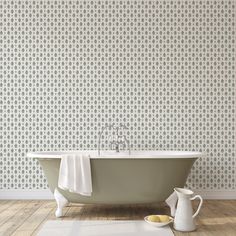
[28,150,202,217]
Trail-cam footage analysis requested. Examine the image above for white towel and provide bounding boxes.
[58,153,92,196]
[165,191,178,217]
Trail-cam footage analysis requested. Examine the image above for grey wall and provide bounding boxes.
[0,0,235,190]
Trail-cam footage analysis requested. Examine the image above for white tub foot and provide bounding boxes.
[54,188,68,218]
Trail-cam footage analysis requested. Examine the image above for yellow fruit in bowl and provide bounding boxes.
[159,215,170,222]
[147,215,160,222]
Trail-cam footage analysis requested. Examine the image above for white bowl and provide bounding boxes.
[144,215,173,227]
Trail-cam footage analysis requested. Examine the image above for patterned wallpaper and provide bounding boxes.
[0,0,235,190]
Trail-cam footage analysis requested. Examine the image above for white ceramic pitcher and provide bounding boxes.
[173,187,203,232]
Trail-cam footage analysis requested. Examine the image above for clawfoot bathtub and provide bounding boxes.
[28,150,202,217]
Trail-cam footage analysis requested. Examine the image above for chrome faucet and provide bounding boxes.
[98,123,115,156]
[98,124,131,156]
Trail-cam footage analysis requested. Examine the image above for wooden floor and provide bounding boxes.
[0,200,236,236]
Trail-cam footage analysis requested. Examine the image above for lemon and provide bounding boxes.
[158,215,170,222]
[147,215,160,222]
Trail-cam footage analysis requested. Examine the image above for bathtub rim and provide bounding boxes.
[27,150,204,159]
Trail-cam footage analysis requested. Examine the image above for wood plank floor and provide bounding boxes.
[0,200,236,236]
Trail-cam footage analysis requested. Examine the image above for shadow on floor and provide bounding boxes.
[66,203,170,220]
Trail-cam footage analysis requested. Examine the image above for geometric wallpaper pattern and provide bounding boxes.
[0,1,235,190]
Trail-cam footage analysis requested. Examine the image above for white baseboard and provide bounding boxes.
[194,190,236,200]
[0,189,54,200]
[0,189,235,200]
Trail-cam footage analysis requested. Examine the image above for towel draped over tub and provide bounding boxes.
[58,153,92,196]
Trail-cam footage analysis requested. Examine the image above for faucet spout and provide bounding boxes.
[115,144,120,153]
[98,123,115,156]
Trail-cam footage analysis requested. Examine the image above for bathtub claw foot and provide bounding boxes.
[54,188,68,218]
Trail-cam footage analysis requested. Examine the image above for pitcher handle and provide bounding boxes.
[190,195,203,218]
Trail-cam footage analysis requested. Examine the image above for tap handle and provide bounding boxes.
[119,124,128,129]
